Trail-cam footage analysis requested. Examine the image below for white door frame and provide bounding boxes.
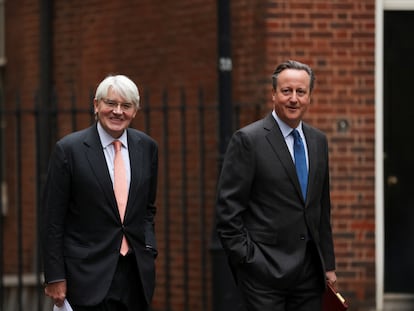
[376,1,414,310]
[375,1,384,309]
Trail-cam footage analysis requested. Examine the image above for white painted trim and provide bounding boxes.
[376,4,414,310]
[384,0,414,10]
[2,273,45,286]
[375,0,384,310]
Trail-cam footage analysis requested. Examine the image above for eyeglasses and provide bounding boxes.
[101,98,134,111]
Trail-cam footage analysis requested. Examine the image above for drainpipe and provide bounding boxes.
[37,0,53,308]
[38,0,53,177]
[211,1,244,311]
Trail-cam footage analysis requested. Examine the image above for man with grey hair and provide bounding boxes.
[42,75,158,311]
[216,60,337,310]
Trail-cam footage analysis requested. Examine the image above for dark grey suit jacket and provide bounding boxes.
[42,124,158,306]
[216,113,335,288]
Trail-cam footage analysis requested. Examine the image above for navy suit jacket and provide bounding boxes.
[42,124,158,306]
[216,113,335,288]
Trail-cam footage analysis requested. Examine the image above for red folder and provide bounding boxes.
[322,283,349,311]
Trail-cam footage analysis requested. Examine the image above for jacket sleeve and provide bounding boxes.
[41,142,71,283]
[144,140,158,255]
[318,137,336,271]
[215,130,254,265]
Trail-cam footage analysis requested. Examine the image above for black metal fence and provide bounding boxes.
[0,87,263,311]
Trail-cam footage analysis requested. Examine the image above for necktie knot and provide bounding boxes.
[113,140,122,152]
[292,129,300,141]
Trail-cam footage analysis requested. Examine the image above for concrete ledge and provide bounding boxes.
[384,293,414,311]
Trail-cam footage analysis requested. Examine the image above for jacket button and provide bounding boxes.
[300,234,306,240]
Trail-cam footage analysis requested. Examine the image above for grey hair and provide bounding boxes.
[94,74,140,110]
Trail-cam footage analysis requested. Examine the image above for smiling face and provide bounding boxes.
[272,68,312,128]
[94,87,138,138]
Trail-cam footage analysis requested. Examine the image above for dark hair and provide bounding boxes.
[271,60,315,93]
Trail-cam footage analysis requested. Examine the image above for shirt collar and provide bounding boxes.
[272,110,304,139]
[97,122,128,149]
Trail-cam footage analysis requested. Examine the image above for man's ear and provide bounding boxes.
[271,88,276,100]
[93,99,99,114]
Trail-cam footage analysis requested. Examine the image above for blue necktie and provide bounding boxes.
[292,129,308,199]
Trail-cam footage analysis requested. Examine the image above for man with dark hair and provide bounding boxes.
[216,60,337,311]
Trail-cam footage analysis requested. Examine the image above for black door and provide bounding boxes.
[384,10,414,293]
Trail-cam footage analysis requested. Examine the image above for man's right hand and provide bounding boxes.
[44,280,67,307]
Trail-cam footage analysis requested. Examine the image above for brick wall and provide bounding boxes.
[259,1,376,308]
[3,0,376,310]
[230,0,376,309]
[3,0,40,275]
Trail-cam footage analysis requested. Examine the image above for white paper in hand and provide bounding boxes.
[52,299,73,311]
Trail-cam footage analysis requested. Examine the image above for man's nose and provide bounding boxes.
[290,91,298,101]
[113,104,123,113]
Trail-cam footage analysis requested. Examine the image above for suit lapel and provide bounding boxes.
[126,129,143,213]
[83,125,118,214]
[302,123,317,205]
[264,114,304,200]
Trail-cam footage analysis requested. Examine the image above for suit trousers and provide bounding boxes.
[72,253,148,311]
[237,241,325,311]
